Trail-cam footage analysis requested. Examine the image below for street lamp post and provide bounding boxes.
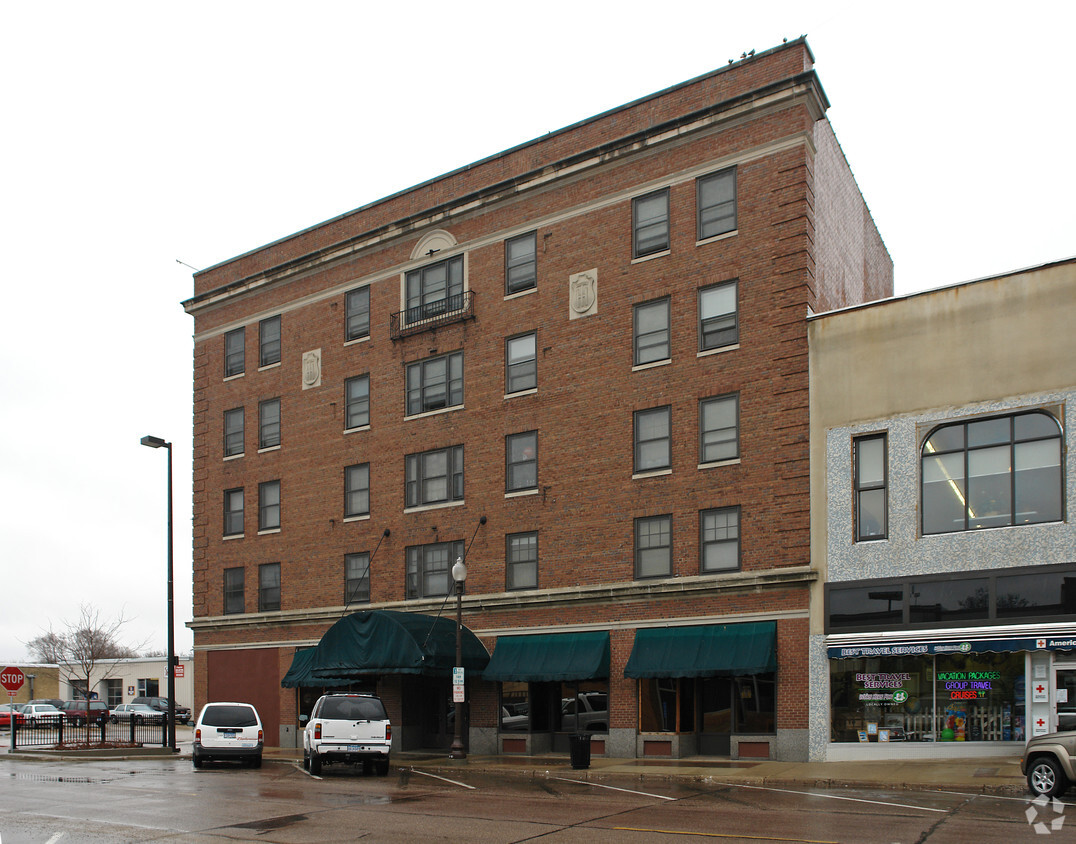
[449,555,467,760]
[140,434,177,752]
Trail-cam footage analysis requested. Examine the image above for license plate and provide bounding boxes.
[347,745,363,752]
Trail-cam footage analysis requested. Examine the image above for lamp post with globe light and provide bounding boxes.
[449,555,467,759]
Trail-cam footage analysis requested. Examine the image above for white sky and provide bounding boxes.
[1,1,1073,663]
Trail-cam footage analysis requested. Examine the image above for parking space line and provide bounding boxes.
[614,827,838,843]
[409,769,476,790]
[551,776,675,801]
[716,782,948,813]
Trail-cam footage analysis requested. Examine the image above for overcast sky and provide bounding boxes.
[1,2,1072,663]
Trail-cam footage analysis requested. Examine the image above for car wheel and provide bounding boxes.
[1028,756,1068,797]
[192,753,203,769]
[251,755,262,769]
[302,749,310,770]
[309,751,322,775]
[375,759,390,777]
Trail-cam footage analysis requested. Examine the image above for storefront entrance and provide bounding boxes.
[1055,664,1076,731]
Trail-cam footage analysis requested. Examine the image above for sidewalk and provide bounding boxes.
[263,745,1028,796]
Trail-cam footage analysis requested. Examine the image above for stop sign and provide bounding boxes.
[0,667,25,694]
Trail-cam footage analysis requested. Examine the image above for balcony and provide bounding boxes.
[390,290,475,340]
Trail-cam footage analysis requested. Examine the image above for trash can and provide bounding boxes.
[569,733,592,770]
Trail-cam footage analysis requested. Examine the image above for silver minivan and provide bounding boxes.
[192,702,263,768]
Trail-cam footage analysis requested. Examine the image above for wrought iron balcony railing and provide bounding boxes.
[390,290,475,339]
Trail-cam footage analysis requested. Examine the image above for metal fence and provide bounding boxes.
[9,717,169,749]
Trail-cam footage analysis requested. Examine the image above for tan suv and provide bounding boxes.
[1023,730,1076,796]
[302,693,391,776]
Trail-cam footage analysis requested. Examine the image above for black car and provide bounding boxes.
[132,696,192,724]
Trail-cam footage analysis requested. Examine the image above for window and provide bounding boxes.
[406,540,463,599]
[921,410,1062,535]
[346,286,370,342]
[635,515,672,578]
[104,678,122,708]
[697,167,737,240]
[223,407,244,457]
[698,281,738,351]
[223,488,244,536]
[506,232,537,294]
[405,445,464,508]
[137,678,160,697]
[258,562,280,612]
[259,398,280,449]
[224,327,245,377]
[506,333,537,393]
[345,374,370,429]
[405,255,464,322]
[406,351,463,415]
[258,480,280,531]
[700,507,740,572]
[223,567,244,614]
[699,394,739,463]
[854,434,887,541]
[507,531,538,590]
[633,188,669,258]
[633,298,670,366]
[506,431,537,492]
[634,406,671,473]
[259,315,281,367]
[344,464,370,519]
[345,552,370,605]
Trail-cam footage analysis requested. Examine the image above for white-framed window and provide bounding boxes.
[854,434,887,541]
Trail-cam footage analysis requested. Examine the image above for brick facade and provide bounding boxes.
[184,38,892,761]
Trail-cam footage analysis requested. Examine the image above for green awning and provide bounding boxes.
[281,648,360,689]
[624,621,776,678]
[483,631,610,682]
[304,610,490,680]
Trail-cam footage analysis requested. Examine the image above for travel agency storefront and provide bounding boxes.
[822,566,1076,759]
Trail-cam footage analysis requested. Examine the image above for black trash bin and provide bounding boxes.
[569,733,592,770]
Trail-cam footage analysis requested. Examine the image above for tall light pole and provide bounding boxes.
[140,434,176,752]
[449,555,467,759]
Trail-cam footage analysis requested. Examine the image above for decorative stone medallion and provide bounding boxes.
[569,269,598,320]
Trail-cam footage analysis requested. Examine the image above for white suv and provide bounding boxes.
[192,702,263,768]
[302,693,391,776]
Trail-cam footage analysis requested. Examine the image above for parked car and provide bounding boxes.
[301,693,391,776]
[110,703,165,724]
[0,704,25,729]
[61,699,110,726]
[21,703,64,727]
[1023,729,1076,797]
[28,698,65,710]
[192,702,263,768]
[132,696,192,725]
[561,692,609,732]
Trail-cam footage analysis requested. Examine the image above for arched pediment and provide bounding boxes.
[411,229,458,261]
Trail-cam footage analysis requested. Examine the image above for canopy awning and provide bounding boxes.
[281,648,360,689]
[624,621,776,678]
[483,631,610,682]
[281,610,490,686]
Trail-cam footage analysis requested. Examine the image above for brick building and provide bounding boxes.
[183,38,891,761]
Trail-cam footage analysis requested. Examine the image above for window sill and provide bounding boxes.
[632,359,671,373]
[505,286,537,301]
[504,387,538,400]
[257,528,281,536]
[223,372,245,382]
[505,488,539,500]
[632,468,672,480]
[343,514,370,523]
[223,533,244,541]
[698,457,741,470]
[258,445,281,454]
[223,453,244,462]
[696,229,738,247]
[631,249,670,265]
[344,425,371,435]
[404,500,465,514]
[697,343,740,359]
[344,335,371,347]
[405,404,464,421]
[258,361,281,372]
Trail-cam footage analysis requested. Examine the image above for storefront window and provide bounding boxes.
[500,680,609,733]
[500,681,529,732]
[641,675,775,734]
[830,652,1025,743]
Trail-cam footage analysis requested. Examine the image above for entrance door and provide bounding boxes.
[1055,666,1076,731]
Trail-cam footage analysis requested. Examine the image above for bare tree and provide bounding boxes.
[25,629,66,664]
